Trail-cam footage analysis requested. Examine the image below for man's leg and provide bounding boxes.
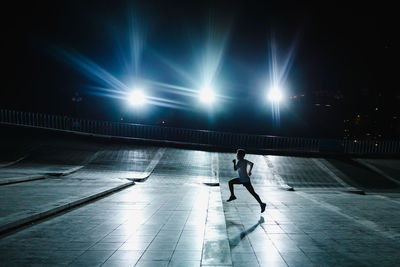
[227,178,241,202]
[245,184,266,212]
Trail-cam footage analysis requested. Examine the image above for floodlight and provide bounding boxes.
[268,87,283,102]
[128,89,146,106]
[199,87,215,103]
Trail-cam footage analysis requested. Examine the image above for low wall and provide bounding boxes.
[1,109,398,155]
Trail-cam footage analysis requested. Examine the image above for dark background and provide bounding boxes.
[1,1,399,138]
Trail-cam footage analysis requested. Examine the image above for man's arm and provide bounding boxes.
[248,160,254,176]
[233,159,238,171]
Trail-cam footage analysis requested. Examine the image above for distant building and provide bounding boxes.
[288,88,399,139]
[344,110,400,140]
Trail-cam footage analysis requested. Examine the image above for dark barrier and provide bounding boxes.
[1,109,399,154]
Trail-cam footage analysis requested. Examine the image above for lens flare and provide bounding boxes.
[199,87,215,103]
[128,89,146,106]
[266,32,300,131]
[268,87,283,102]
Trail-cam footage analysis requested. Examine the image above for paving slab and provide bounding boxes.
[0,178,134,234]
[355,158,400,185]
[0,147,163,234]
[0,142,101,183]
[0,175,214,266]
[326,157,400,191]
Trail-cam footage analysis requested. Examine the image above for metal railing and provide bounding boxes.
[1,109,399,154]
[343,139,400,154]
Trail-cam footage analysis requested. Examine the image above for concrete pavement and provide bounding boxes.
[0,146,164,234]
[0,148,399,266]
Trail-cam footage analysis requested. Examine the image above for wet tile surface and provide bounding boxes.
[0,149,399,266]
[0,147,160,231]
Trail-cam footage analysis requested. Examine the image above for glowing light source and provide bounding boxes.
[199,87,215,103]
[268,87,283,102]
[128,89,146,106]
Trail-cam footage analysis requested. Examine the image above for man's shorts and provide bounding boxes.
[241,181,252,188]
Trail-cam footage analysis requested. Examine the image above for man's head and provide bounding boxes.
[236,149,246,160]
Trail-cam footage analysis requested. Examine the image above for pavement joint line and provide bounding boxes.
[201,153,233,267]
[297,187,354,191]
[312,158,354,188]
[128,191,181,266]
[295,191,400,241]
[202,153,220,186]
[127,147,166,182]
[353,158,400,186]
[212,152,219,182]
[80,150,102,166]
[371,194,400,205]
[264,155,294,191]
[206,152,220,186]
[45,165,85,177]
[45,150,102,177]
[201,187,233,266]
[0,156,27,168]
[168,194,195,266]
[0,174,47,186]
[297,187,365,195]
[0,150,101,184]
[312,158,365,194]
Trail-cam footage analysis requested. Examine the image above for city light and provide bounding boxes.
[268,86,283,102]
[199,86,215,104]
[128,89,146,106]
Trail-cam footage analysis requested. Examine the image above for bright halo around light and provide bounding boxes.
[199,87,215,104]
[128,89,146,106]
[268,87,283,102]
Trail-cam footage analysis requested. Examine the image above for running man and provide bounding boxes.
[227,149,266,213]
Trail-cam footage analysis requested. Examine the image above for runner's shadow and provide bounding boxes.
[229,216,264,248]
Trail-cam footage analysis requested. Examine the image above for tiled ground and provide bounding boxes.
[220,186,400,266]
[0,149,399,266]
[0,180,211,266]
[0,147,161,232]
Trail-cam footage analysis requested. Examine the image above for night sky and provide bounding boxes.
[2,1,399,138]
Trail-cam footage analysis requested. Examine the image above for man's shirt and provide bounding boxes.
[236,159,253,183]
